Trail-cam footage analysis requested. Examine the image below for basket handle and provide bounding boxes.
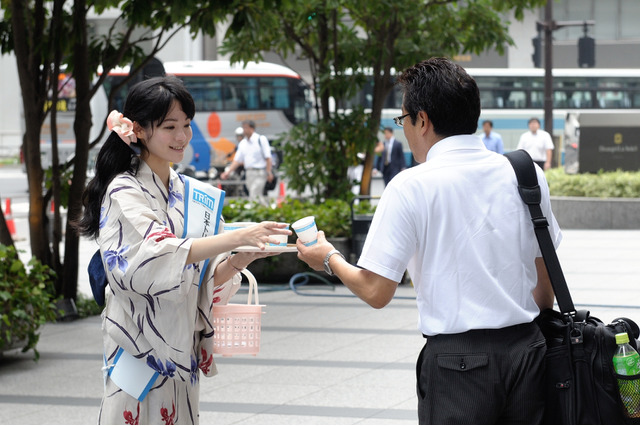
[240,268,259,305]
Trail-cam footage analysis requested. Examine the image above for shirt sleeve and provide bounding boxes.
[234,140,246,163]
[544,132,555,150]
[260,135,272,159]
[357,184,415,282]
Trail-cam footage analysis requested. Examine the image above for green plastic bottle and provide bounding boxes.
[613,332,640,418]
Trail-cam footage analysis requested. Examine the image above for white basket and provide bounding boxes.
[212,269,264,356]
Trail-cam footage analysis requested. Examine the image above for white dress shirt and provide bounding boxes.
[358,135,562,336]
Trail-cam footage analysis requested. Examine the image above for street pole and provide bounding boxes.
[543,0,555,166]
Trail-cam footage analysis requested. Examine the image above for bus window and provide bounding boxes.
[292,80,311,124]
[272,78,290,109]
[183,77,223,111]
[258,77,290,109]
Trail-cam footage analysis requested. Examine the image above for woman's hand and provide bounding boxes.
[239,221,291,250]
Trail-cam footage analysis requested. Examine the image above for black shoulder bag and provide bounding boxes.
[505,149,640,425]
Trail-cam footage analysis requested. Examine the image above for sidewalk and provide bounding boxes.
[1,228,640,424]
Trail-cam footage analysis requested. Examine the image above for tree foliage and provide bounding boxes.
[222,0,545,197]
[0,0,232,303]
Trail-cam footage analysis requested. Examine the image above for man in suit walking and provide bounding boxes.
[376,127,406,185]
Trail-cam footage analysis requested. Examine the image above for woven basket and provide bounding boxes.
[212,269,264,356]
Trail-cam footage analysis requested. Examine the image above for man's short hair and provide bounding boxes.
[242,120,256,129]
[383,127,393,133]
[397,57,480,137]
[483,120,493,127]
[528,117,540,125]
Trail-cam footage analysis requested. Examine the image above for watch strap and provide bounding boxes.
[324,249,345,276]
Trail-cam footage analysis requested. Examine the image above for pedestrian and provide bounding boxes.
[517,117,554,170]
[220,120,274,205]
[480,119,504,154]
[296,57,561,424]
[75,76,290,424]
[375,127,406,185]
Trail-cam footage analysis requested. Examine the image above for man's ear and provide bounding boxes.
[417,111,430,136]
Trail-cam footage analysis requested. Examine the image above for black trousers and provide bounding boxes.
[416,322,546,424]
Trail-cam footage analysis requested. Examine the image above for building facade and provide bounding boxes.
[1,0,640,157]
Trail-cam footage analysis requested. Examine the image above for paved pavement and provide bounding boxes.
[2,206,640,424]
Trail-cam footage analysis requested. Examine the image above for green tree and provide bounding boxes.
[0,0,231,307]
[222,0,545,197]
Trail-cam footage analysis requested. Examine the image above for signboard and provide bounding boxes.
[570,112,640,173]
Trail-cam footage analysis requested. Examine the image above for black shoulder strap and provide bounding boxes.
[504,150,576,314]
[257,134,269,161]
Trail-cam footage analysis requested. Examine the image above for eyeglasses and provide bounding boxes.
[393,113,410,127]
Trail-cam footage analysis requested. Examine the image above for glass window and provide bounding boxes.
[553,0,640,41]
[620,0,640,39]
[182,77,222,111]
[554,0,593,41]
[219,77,255,110]
[258,77,290,109]
[592,1,616,40]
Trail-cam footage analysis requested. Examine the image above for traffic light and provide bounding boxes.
[532,36,542,68]
[578,36,595,68]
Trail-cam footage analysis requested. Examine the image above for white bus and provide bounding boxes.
[103,60,313,178]
[343,68,640,162]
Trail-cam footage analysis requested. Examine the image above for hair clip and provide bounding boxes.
[107,110,137,146]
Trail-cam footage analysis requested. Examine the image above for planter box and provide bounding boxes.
[550,196,640,229]
[0,335,28,355]
[246,237,351,284]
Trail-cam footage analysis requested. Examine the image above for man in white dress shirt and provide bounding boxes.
[517,117,554,170]
[296,57,561,424]
[221,120,274,205]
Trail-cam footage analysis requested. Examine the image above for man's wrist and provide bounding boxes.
[323,249,345,276]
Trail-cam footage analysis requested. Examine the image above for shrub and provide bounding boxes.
[222,198,377,239]
[0,244,59,360]
[546,168,640,198]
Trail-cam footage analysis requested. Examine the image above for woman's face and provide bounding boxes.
[140,100,192,170]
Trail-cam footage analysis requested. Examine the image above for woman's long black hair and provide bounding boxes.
[75,75,195,239]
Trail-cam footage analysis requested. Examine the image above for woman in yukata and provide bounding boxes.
[76,75,290,424]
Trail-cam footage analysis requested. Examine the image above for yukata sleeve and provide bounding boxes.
[98,176,193,300]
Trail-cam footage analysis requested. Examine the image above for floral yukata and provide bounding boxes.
[97,161,240,424]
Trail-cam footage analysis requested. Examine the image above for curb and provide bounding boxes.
[551,196,640,229]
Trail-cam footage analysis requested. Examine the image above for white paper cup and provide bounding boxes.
[268,225,290,246]
[291,216,318,246]
[223,222,257,233]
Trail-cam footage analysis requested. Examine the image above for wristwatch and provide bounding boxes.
[323,249,345,276]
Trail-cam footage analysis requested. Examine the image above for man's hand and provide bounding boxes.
[296,230,335,271]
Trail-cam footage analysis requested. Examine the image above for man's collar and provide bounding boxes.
[426,134,484,161]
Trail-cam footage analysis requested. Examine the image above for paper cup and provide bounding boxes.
[268,225,290,246]
[223,222,257,233]
[291,216,318,246]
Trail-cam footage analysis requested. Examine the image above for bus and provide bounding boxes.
[342,68,640,162]
[103,60,313,178]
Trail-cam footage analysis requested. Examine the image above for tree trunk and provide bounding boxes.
[60,0,92,301]
[10,0,51,266]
